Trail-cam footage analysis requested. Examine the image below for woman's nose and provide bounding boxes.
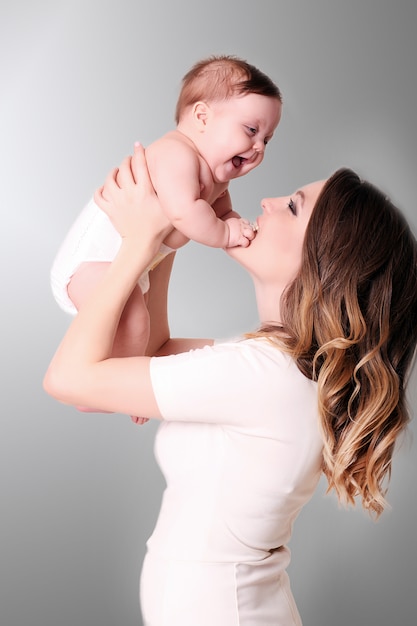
[261,197,282,213]
[261,198,273,212]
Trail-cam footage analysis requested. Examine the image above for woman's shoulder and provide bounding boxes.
[214,336,316,386]
[151,336,318,430]
[213,336,292,361]
[180,336,301,383]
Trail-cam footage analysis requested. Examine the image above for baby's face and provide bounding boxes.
[200,93,282,184]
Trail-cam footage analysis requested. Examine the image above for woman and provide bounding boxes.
[44,144,417,625]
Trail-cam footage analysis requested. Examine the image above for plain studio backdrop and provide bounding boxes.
[1,1,416,625]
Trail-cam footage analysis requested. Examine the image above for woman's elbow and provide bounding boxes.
[43,365,71,404]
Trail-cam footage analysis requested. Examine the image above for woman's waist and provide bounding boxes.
[146,528,291,567]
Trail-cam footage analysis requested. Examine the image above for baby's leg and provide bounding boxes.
[100,273,150,359]
[68,261,150,412]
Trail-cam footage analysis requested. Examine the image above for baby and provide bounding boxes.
[50,55,282,375]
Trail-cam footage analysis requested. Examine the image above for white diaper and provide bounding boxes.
[50,198,174,315]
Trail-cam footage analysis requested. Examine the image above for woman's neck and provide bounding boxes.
[253,280,284,326]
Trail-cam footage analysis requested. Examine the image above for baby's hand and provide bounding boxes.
[225,217,257,248]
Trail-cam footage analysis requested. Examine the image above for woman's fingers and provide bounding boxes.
[131,142,154,193]
[93,166,119,209]
[102,165,120,193]
[94,156,135,214]
[98,145,151,202]
[115,155,137,189]
[93,142,171,239]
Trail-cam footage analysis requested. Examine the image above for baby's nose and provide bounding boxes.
[254,139,265,153]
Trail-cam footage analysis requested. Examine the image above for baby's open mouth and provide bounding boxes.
[232,156,246,168]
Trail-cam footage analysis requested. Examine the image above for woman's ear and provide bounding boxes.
[192,101,210,131]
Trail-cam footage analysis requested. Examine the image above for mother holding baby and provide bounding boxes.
[44,132,417,625]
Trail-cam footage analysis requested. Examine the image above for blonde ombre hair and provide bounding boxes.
[252,168,417,518]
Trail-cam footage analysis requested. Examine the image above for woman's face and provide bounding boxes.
[227,180,325,290]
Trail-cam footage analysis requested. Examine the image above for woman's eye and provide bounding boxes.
[287,198,297,215]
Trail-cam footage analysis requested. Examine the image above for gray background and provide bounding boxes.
[1,1,416,625]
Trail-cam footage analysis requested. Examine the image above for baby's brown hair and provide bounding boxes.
[175,55,282,124]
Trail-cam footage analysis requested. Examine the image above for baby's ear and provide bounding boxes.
[193,101,210,130]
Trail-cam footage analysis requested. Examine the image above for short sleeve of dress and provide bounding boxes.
[150,339,318,435]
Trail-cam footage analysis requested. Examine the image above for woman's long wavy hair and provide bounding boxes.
[256,168,417,517]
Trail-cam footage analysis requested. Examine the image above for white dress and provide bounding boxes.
[142,338,323,625]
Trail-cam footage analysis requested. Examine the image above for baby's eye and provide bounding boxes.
[247,126,257,135]
[287,198,297,215]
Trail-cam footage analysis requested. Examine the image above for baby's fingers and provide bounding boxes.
[241,222,257,242]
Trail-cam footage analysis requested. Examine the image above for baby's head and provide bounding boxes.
[175,55,282,182]
[175,55,282,123]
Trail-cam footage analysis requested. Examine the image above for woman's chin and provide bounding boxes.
[224,243,252,269]
[225,245,241,260]
[226,236,257,260]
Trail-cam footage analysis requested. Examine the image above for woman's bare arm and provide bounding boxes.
[44,144,215,420]
[43,145,172,418]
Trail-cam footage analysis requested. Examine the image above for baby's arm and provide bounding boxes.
[211,188,238,220]
[146,139,254,248]
[211,189,256,247]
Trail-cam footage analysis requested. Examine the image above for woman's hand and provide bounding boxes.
[94,142,172,244]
